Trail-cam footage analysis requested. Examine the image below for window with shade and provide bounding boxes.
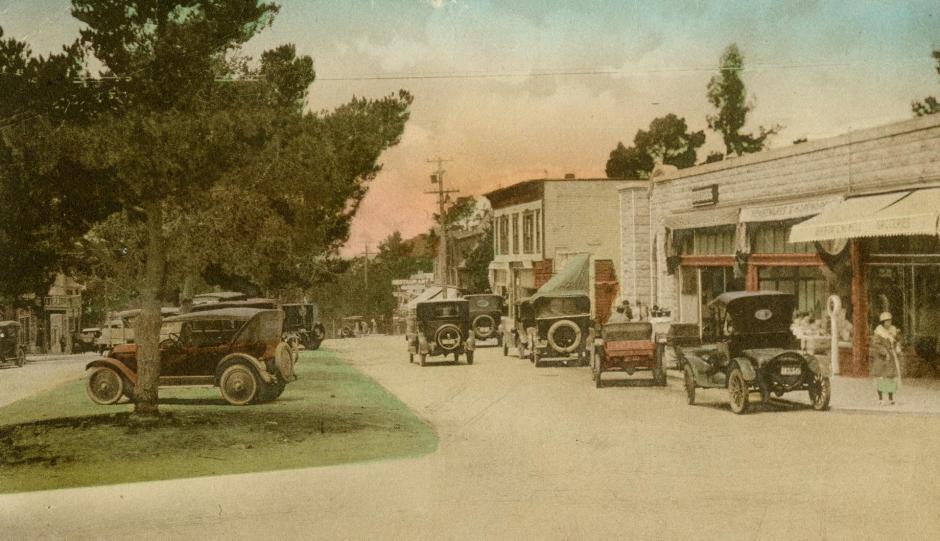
[498,215,509,254]
[512,214,520,254]
[753,223,815,254]
[535,209,541,253]
[522,211,534,254]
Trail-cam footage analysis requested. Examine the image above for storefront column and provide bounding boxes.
[851,239,869,377]
[745,264,758,291]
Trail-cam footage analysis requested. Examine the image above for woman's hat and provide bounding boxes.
[879,312,893,323]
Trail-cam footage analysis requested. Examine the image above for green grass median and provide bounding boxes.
[0,348,437,493]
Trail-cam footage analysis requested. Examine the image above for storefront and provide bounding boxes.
[791,187,940,376]
[618,114,940,377]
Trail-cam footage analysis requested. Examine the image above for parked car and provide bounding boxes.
[0,321,27,368]
[85,308,296,406]
[407,299,475,366]
[677,291,831,414]
[282,303,326,350]
[464,294,504,347]
[72,327,102,353]
[592,321,667,387]
[340,316,367,338]
[528,294,594,367]
[95,307,180,354]
[503,298,534,358]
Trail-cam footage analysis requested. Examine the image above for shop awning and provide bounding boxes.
[662,206,740,230]
[739,197,841,223]
[789,188,940,242]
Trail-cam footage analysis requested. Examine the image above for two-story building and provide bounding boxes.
[619,113,940,377]
[484,177,626,324]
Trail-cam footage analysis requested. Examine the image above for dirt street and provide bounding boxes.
[3,335,940,540]
[0,354,94,408]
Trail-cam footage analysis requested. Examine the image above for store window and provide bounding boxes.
[758,266,827,315]
[753,223,814,254]
[522,211,534,254]
[512,213,520,254]
[681,226,735,255]
[535,209,541,253]
[498,215,509,254]
[493,218,499,255]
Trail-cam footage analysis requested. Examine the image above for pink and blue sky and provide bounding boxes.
[2,0,938,255]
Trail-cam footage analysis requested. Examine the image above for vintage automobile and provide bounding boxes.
[282,303,326,350]
[85,308,296,406]
[340,315,368,338]
[72,327,102,353]
[96,306,180,354]
[528,294,594,367]
[464,294,504,347]
[592,321,667,387]
[0,321,27,368]
[503,298,534,357]
[407,299,475,366]
[677,291,831,414]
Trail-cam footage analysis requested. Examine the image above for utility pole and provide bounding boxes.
[425,157,458,299]
[360,244,373,288]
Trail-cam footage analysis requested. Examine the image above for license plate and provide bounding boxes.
[780,365,801,376]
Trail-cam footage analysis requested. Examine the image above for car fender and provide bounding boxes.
[679,352,711,387]
[86,358,137,386]
[732,357,758,382]
[804,353,831,377]
[216,353,274,385]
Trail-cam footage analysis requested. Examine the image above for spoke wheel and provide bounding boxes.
[728,367,749,414]
[808,375,831,411]
[219,364,259,406]
[86,367,124,405]
[683,364,696,405]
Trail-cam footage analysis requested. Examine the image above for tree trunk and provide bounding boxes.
[134,201,166,416]
[179,269,196,314]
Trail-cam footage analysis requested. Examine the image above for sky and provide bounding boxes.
[2,0,939,256]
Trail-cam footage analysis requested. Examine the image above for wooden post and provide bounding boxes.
[851,239,868,377]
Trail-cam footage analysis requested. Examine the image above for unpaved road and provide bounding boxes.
[0,354,95,408]
[3,335,940,540]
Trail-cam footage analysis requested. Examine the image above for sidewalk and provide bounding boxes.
[25,352,96,363]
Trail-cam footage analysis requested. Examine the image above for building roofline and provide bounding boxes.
[653,114,940,184]
[482,177,627,199]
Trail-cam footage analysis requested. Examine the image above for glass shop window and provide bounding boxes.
[758,266,827,315]
[753,223,814,254]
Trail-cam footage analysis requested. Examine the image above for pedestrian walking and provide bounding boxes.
[870,312,902,406]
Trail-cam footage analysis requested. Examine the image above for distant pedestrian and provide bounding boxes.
[58,334,66,354]
[870,312,902,406]
[371,318,378,334]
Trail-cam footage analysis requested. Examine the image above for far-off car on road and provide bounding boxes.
[407,299,475,366]
[677,291,831,414]
[0,321,26,368]
[592,321,666,387]
[85,308,296,406]
[503,297,534,357]
[464,294,504,347]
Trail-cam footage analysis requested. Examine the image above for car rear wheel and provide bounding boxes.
[728,367,749,414]
[219,364,259,406]
[86,367,124,405]
[808,375,831,411]
[683,364,696,405]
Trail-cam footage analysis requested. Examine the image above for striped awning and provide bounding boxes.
[789,188,940,242]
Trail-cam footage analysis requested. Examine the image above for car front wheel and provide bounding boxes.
[86,367,124,405]
[682,364,696,405]
[727,367,749,414]
[219,364,259,405]
[808,375,831,411]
